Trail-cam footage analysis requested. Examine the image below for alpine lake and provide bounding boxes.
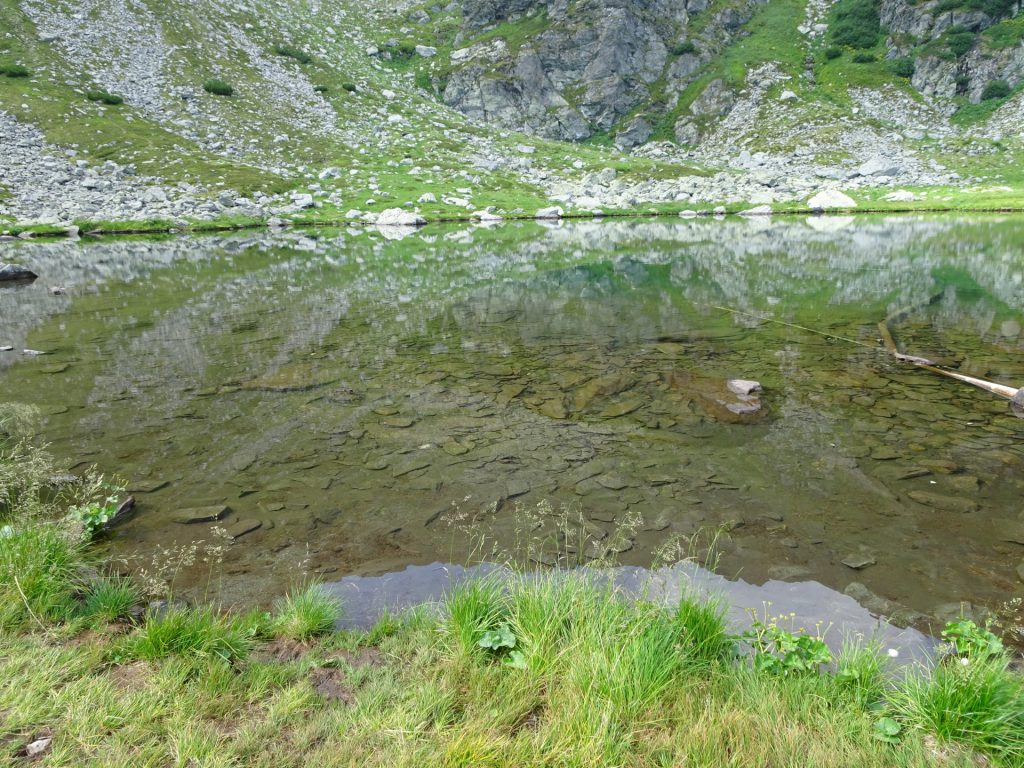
[2,215,1022,636]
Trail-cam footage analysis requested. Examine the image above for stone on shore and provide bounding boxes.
[807,190,856,210]
[375,208,426,227]
[536,206,564,220]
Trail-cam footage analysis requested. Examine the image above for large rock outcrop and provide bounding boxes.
[444,0,713,141]
[881,0,1024,102]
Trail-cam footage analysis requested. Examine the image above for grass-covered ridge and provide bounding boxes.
[2,403,1024,765]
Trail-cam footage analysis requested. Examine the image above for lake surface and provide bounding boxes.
[1,216,1022,632]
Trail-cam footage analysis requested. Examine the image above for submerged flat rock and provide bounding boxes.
[907,491,978,514]
[226,519,262,540]
[241,362,338,392]
[173,505,231,524]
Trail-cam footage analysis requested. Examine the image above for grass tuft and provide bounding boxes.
[0,523,80,629]
[271,583,342,641]
[126,605,252,663]
[82,576,140,624]
[892,654,1024,761]
[673,592,734,665]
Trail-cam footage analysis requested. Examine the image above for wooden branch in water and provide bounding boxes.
[880,316,1023,418]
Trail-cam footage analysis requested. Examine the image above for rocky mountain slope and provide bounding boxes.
[0,0,1022,232]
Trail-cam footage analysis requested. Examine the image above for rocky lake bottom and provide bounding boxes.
[1,214,1022,637]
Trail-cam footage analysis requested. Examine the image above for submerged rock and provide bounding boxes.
[841,553,876,570]
[226,519,262,540]
[666,371,766,424]
[173,505,231,524]
[726,379,762,396]
[242,361,339,392]
[907,491,978,514]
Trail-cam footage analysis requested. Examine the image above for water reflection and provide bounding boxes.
[1,216,1022,628]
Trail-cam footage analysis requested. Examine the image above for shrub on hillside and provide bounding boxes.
[890,57,915,77]
[274,44,312,64]
[671,41,698,56]
[86,90,124,105]
[0,63,30,78]
[342,82,357,92]
[830,0,882,49]
[203,79,234,96]
[824,46,843,60]
[852,51,878,62]
[981,79,1011,100]
[396,41,417,57]
[966,0,1017,19]
[947,28,977,57]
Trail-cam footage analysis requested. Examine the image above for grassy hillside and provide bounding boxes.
[2,0,1024,233]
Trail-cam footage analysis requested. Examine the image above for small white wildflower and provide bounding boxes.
[887,648,899,658]
[960,657,970,666]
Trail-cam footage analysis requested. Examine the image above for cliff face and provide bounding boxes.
[881,0,1024,102]
[436,0,1024,148]
[442,0,761,142]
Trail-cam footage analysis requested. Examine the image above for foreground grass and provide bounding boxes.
[2,406,1023,766]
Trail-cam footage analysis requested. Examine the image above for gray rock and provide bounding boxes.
[376,208,426,227]
[856,157,901,177]
[726,379,761,396]
[807,189,857,210]
[842,553,877,570]
[536,205,564,219]
[141,186,167,203]
[615,117,653,149]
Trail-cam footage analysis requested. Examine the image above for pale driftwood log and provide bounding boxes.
[880,318,1022,418]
